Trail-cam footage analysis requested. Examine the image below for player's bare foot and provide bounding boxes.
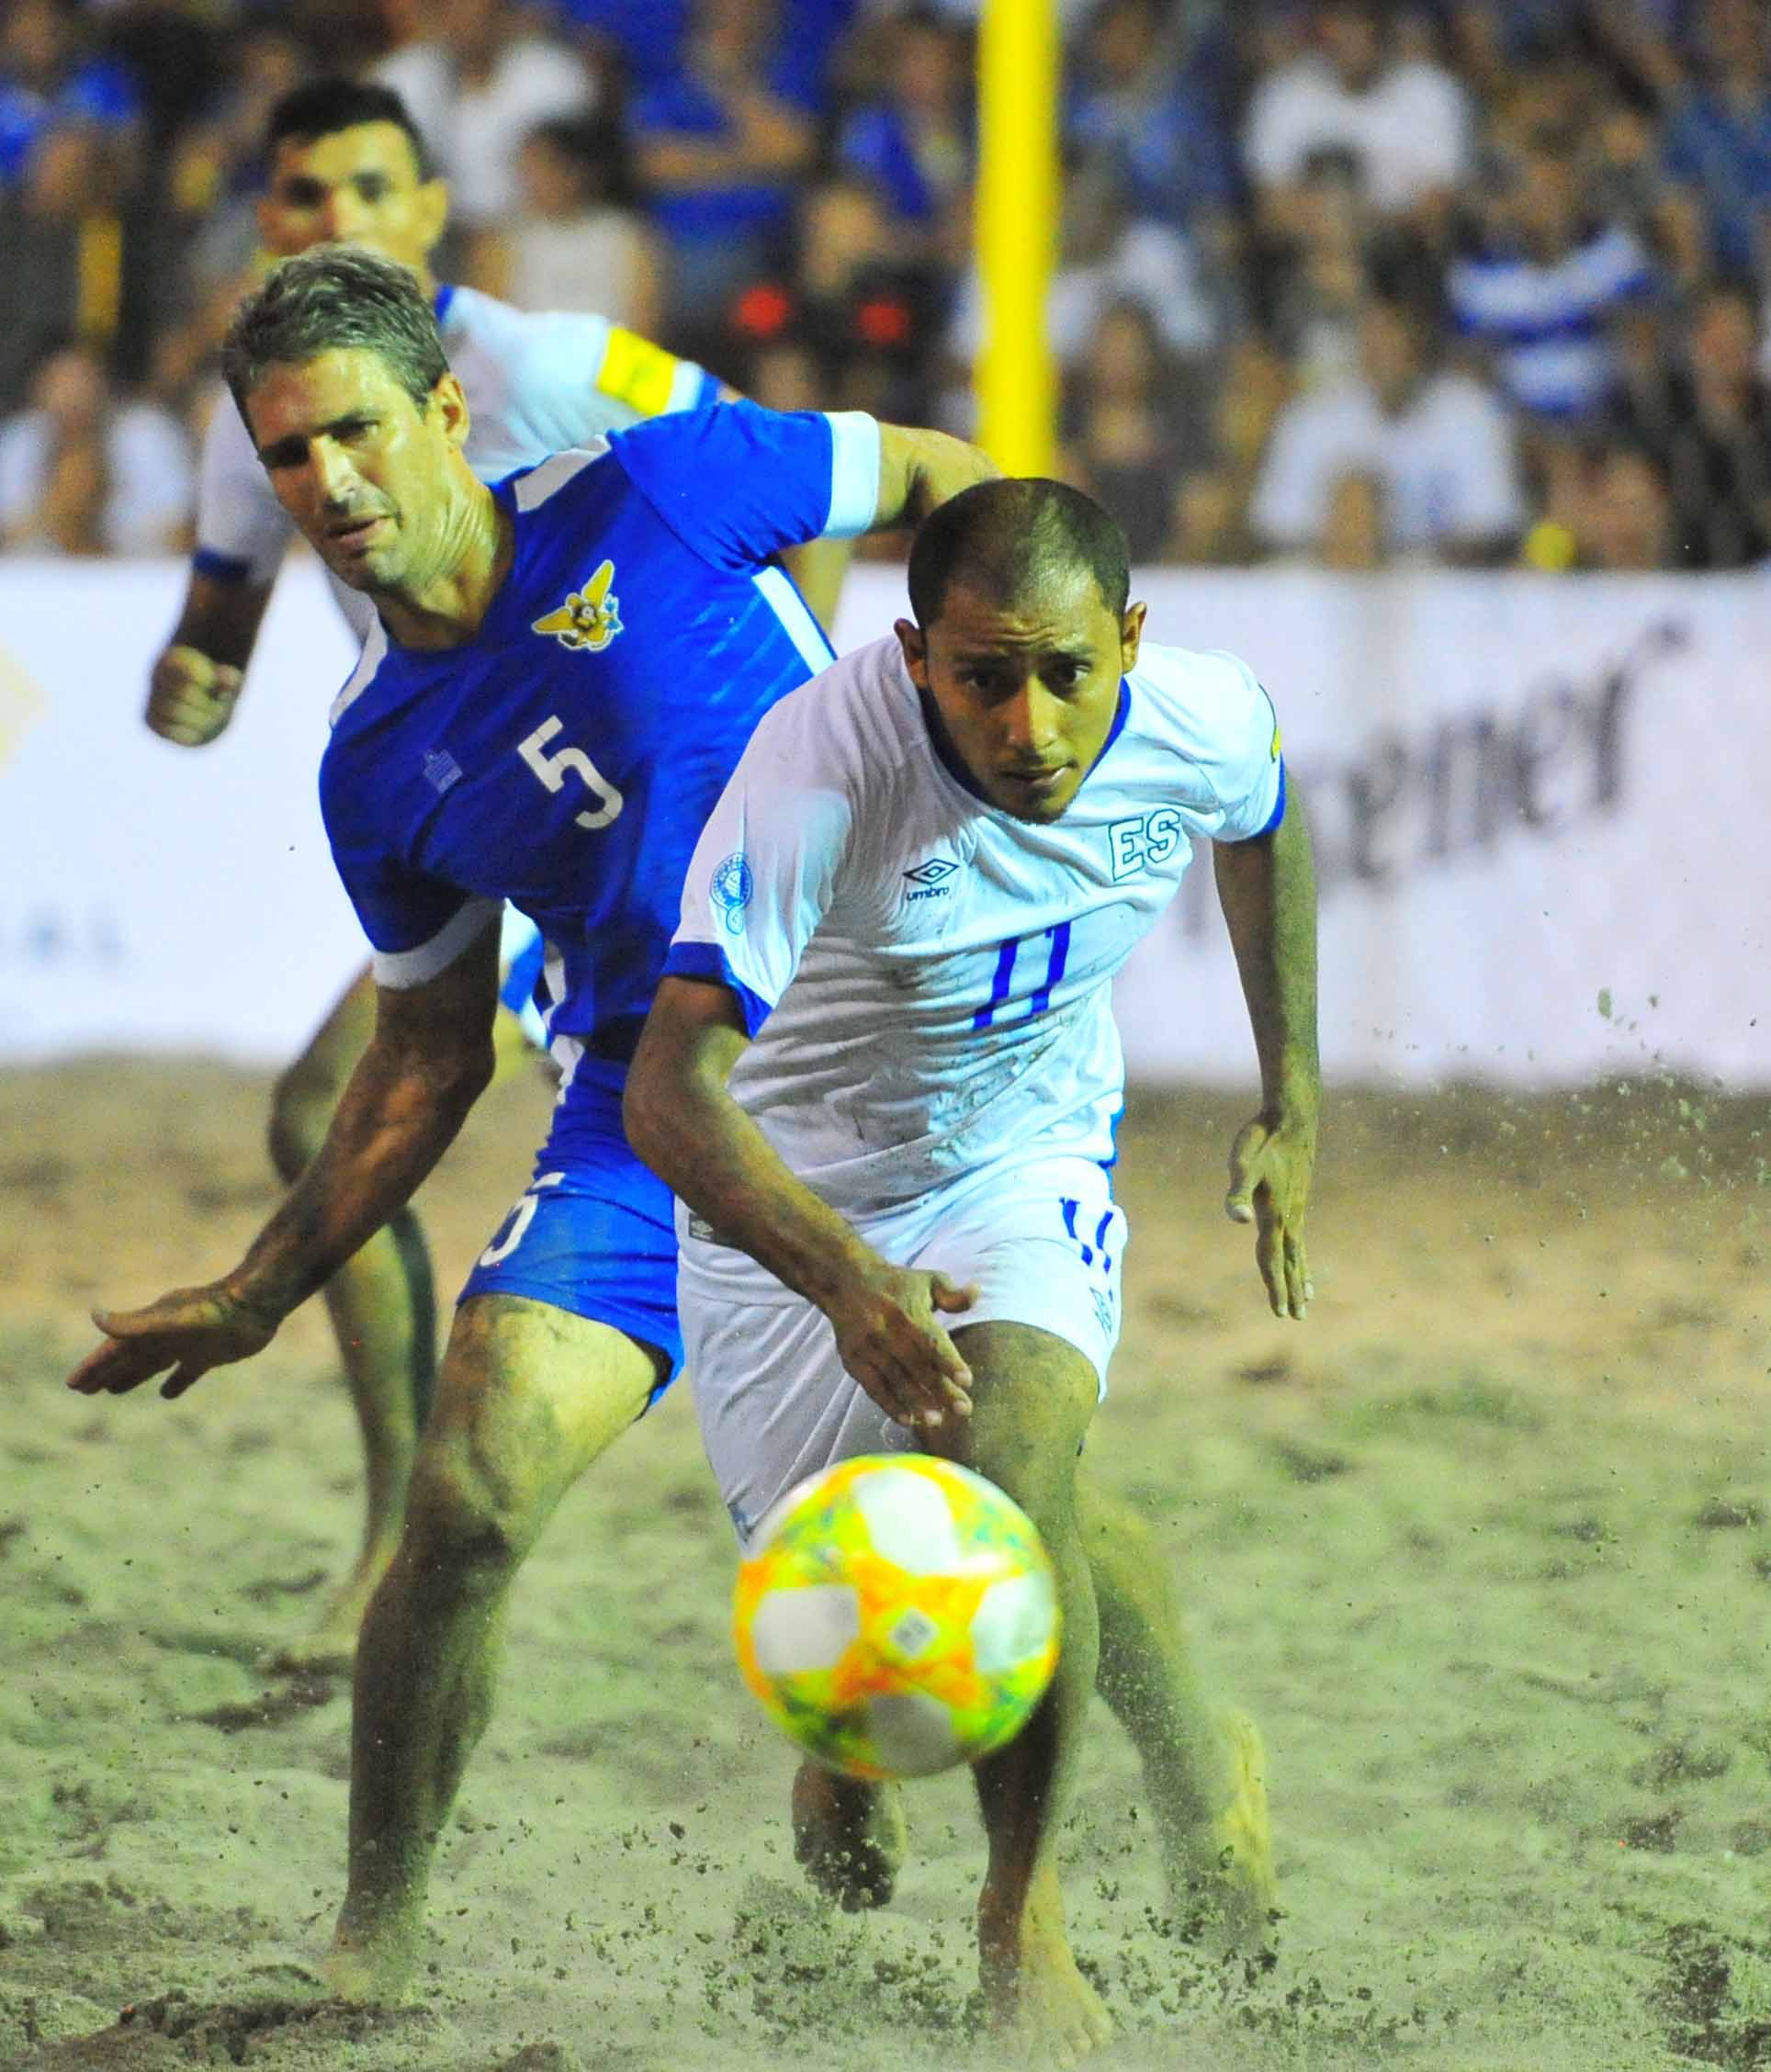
[977,1863,1113,2068]
[320,1903,423,2005]
[791,1762,907,1910]
[1163,1711,1279,1952]
[256,1558,391,1678]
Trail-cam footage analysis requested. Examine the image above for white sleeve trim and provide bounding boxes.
[822,411,881,538]
[371,897,501,989]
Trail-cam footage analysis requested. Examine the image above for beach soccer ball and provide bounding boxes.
[732,1454,1061,1780]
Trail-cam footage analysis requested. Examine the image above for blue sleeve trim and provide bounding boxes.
[1258,756,1287,837]
[661,940,774,1037]
[192,546,254,583]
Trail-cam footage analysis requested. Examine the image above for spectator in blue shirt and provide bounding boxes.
[1066,0,1237,238]
[629,0,828,332]
[0,0,138,190]
[1447,132,1656,420]
[836,6,971,242]
[1660,0,1771,281]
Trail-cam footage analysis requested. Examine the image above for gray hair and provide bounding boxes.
[222,245,448,422]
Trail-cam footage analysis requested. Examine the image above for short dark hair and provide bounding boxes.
[222,245,449,420]
[265,77,434,180]
[907,478,1131,626]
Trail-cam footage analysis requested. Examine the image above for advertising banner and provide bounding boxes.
[2,558,1766,1087]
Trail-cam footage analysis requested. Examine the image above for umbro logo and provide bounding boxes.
[902,857,959,902]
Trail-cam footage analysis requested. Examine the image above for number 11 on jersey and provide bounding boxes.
[973,922,1071,1031]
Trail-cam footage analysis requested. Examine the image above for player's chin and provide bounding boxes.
[320,544,389,591]
[990,768,1079,822]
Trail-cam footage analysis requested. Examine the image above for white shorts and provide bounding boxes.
[679,1156,1127,1548]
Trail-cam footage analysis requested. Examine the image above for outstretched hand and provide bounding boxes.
[827,1266,978,1434]
[1225,1112,1316,1320]
[67,1284,280,1401]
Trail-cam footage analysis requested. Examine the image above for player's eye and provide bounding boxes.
[280,178,323,208]
[355,175,389,201]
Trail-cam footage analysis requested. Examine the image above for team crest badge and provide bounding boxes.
[532,559,624,652]
[711,851,753,936]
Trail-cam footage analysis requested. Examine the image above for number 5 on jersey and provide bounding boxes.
[518,715,625,830]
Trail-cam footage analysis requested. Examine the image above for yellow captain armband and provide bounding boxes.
[595,327,683,420]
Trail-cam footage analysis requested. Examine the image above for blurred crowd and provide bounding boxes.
[1,0,1768,571]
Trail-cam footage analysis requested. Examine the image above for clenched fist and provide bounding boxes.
[147,645,244,747]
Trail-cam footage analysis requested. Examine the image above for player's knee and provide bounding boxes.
[403,1435,538,1578]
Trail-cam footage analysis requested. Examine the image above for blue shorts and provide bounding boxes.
[457,1055,681,1392]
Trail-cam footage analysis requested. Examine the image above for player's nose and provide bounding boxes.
[320,191,366,240]
[310,439,357,506]
[1002,687,1058,754]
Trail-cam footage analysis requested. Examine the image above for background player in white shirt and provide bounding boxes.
[626,479,1320,2065]
[138,78,816,1677]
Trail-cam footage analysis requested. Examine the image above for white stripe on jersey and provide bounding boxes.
[371,895,502,990]
[753,565,837,676]
[330,618,389,727]
[514,443,607,512]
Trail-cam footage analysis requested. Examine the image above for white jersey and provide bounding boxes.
[667,634,1285,1218]
[193,282,717,635]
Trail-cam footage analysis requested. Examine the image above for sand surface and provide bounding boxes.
[2,1059,1768,2072]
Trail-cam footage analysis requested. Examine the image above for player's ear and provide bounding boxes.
[894,616,929,688]
[430,372,470,448]
[1120,600,1146,673]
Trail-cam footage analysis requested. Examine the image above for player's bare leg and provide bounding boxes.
[791,1761,908,1909]
[1082,1482,1277,1947]
[261,975,536,1676]
[322,1294,663,2001]
[934,1322,1113,2066]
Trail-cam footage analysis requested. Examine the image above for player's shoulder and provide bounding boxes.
[745,634,918,783]
[1127,641,1273,757]
[443,281,604,351]
[1131,639,1263,709]
[446,282,615,394]
[504,441,615,517]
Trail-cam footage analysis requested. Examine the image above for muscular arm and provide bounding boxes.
[624,978,974,1429]
[872,422,1001,533]
[1213,787,1321,1317]
[69,925,500,1398]
[146,570,275,746]
[778,422,1000,639]
[228,928,501,1320]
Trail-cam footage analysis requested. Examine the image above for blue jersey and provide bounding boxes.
[320,402,880,1070]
